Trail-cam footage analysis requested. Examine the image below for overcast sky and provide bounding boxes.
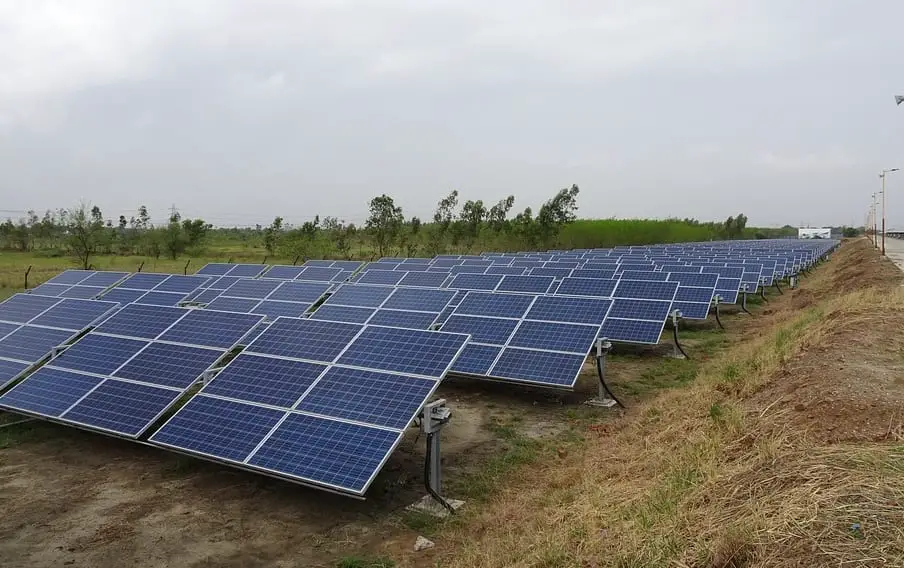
[1,1,902,229]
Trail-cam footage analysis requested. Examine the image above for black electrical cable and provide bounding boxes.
[672,324,690,360]
[424,432,455,515]
[595,354,625,409]
[713,303,724,330]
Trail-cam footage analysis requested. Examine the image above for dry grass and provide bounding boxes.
[418,241,904,568]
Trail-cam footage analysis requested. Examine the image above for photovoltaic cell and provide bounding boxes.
[528,267,573,279]
[247,318,362,362]
[397,271,450,288]
[99,288,147,305]
[450,344,501,375]
[46,270,95,285]
[525,296,612,325]
[114,343,224,389]
[268,281,331,303]
[136,291,187,307]
[247,413,400,494]
[325,284,394,308]
[202,354,326,408]
[296,366,436,429]
[27,299,117,331]
[441,315,518,345]
[196,263,233,276]
[673,301,710,320]
[555,277,617,298]
[222,279,282,299]
[599,318,666,344]
[0,294,61,324]
[367,309,437,330]
[608,299,673,320]
[570,269,617,279]
[79,272,128,287]
[253,300,311,319]
[356,270,406,286]
[613,280,678,301]
[495,275,554,294]
[155,275,208,293]
[62,380,181,437]
[297,266,343,282]
[205,296,261,313]
[151,395,285,462]
[507,321,599,352]
[119,273,171,290]
[226,264,268,277]
[94,304,187,339]
[58,286,105,300]
[0,359,29,389]
[29,283,71,296]
[446,273,503,290]
[52,334,148,375]
[310,304,376,324]
[489,349,586,387]
[206,276,242,290]
[453,292,534,319]
[382,288,456,312]
[337,326,468,378]
[263,265,306,280]
[0,367,102,416]
[0,326,75,362]
[158,309,264,349]
[485,266,527,276]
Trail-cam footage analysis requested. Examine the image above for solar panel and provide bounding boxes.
[441,315,519,345]
[613,280,679,301]
[485,266,527,276]
[118,273,171,290]
[253,300,311,319]
[445,273,504,291]
[495,275,554,294]
[397,271,450,288]
[226,264,268,278]
[247,318,362,362]
[114,343,225,389]
[490,349,586,387]
[51,334,148,375]
[27,299,117,332]
[0,367,102,417]
[265,281,329,303]
[528,267,573,279]
[196,263,234,276]
[507,321,599,352]
[356,270,406,286]
[191,289,224,304]
[202,353,326,407]
[525,296,613,325]
[45,270,95,285]
[58,286,105,300]
[448,265,489,276]
[336,326,467,378]
[155,275,208,293]
[94,304,187,339]
[79,272,128,287]
[204,296,261,313]
[222,278,282,299]
[61,380,183,437]
[453,292,534,319]
[0,359,29,390]
[297,266,343,282]
[367,309,438,330]
[555,277,617,298]
[599,318,667,344]
[0,321,19,340]
[672,301,711,320]
[450,344,501,375]
[263,265,306,280]
[325,284,394,308]
[205,276,243,291]
[0,294,62,324]
[310,304,376,324]
[158,309,264,349]
[29,283,72,296]
[0,326,76,362]
[382,288,456,312]
[99,288,147,305]
[570,268,617,279]
[136,291,188,307]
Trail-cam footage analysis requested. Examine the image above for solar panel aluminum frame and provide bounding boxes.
[150,320,471,497]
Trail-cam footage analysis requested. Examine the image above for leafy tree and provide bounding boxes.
[365,195,404,257]
[323,217,353,260]
[513,207,536,247]
[284,215,324,260]
[264,216,284,255]
[163,212,187,259]
[182,218,212,248]
[536,184,580,246]
[457,200,486,251]
[428,190,459,255]
[488,195,515,234]
[67,204,107,269]
[400,216,422,257]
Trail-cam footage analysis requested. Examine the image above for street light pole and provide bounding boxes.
[880,168,900,255]
[872,193,878,247]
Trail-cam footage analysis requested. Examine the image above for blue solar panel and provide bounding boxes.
[222,279,282,299]
[485,266,528,276]
[202,353,326,408]
[0,367,102,416]
[310,304,376,324]
[28,299,118,331]
[660,265,702,274]
[151,395,285,462]
[608,299,673,321]
[0,326,75,362]
[325,284,394,308]
[489,349,586,387]
[253,300,311,319]
[570,269,617,279]
[205,296,261,313]
[507,321,599,353]
[446,273,502,291]
[196,263,233,276]
[79,272,128,287]
[0,294,61,324]
[136,291,187,307]
[155,275,207,293]
[297,266,343,282]
[675,287,715,304]
[297,366,436,429]
[332,270,354,283]
[715,281,742,304]
[599,318,665,344]
[614,280,678,301]
[263,265,306,280]
[114,343,224,389]
[226,264,268,278]
[397,271,450,288]
[158,309,263,349]
[367,309,437,330]
[268,281,331,303]
[673,301,710,320]
[356,270,406,286]
[555,277,617,298]
[450,344,501,375]
[29,283,70,296]
[434,305,455,326]
[247,413,399,494]
[304,259,337,267]
[119,273,171,290]
[441,315,518,345]
[454,292,534,319]
[0,358,29,389]
[46,270,95,285]
[495,275,554,294]
[382,288,456,312]
[668,273,718,288]
[337,326,468,378]
[191,289,223,304]
[100,288,147,305]
[52,334,148,375]
[526,296,612,325]
[528,267,573,279]
[206,276,243,291]
[0,321,18,340]
[333,261,364,271]
[58,286,105,300]
[62,379,181,437]
[248,318,362,362]
[94,304,187,339]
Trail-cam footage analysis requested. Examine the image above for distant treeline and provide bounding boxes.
[0,186,856,267]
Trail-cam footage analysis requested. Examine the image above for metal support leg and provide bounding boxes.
[712,296,724,329]
[759,286,768,303]
[670,310,688,360]
[407,399,463,517]
[774,280,783,295]
[741,291,752,315]
[586,339,618,408]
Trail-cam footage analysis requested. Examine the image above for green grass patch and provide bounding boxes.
[0,418,55,449]
[336,556,395,568]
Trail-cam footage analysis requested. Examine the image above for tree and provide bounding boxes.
[536,184,580,246]
[458,200,486,251]
[427,190,459,255]
[163,212,187,259]
[263,216,284,255]
[67,204,107,269]
[182,218,211,248]
[488,195,515,234]
[400,216,422,257]
[365,195,404,257]
[513,207,535,247]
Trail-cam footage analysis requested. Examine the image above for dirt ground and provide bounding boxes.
[0,249,851,568]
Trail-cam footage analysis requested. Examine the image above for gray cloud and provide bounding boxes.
[1,0,902,229]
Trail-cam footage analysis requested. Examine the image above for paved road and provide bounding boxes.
[882,236,904,272]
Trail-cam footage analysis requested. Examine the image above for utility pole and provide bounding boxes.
[879,169,900,255]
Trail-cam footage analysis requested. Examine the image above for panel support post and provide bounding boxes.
[711,295,724,330]
[740,290,752,315]
[789,275,798,289]
[774,280,783,295]
[669,310,688,360]
[585,338,618,408]
[407,399,464,518]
